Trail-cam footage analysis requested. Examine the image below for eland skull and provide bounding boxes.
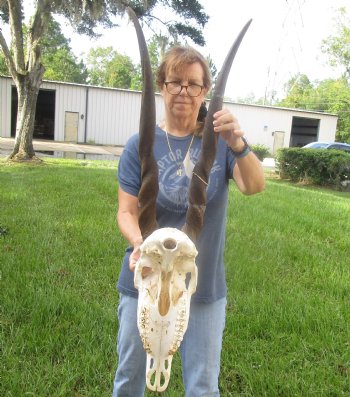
[134,228,198,391]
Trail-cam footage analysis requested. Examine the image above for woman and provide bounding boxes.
[113,46,265,397]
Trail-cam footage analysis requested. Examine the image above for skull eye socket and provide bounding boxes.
[163,238,177,250]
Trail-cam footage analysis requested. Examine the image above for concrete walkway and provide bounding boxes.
[0,137,123,159]
[0,136,275,168]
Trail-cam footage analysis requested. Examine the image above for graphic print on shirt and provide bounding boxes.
[157,145,222,213]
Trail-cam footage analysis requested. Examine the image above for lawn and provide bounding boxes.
[0,159,349,397]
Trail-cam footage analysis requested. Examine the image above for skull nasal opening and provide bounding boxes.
[163,238,177,250]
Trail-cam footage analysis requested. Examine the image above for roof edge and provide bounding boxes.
[0,75,338,117]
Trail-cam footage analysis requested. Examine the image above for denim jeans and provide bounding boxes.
[112,293,226,397]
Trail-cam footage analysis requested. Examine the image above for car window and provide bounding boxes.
[329,144,350,152]
[305,143,328,149]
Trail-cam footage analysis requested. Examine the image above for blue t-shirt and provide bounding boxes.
[117,126,236,303]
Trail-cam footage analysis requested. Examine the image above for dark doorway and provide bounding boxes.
[289,116,319,147]
[11,87,56,140]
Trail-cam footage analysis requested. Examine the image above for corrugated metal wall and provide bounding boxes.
[86,86,165,145]
[223,102,338,149]
[40,81,87,142]
[0,77,12,136]
[0,76,337,150]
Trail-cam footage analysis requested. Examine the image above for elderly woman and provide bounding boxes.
[113,45,265,397]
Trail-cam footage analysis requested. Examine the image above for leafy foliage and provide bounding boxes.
[277,75,350,143]
[44,47,88,83]
[40,18,88,83]
[276,147,350,190]
[86,34,174,91]
[105,53,137,88]
[321,7,350,79]
[170,0,208,26]
[0,0,9,22]
[9,0,209,46]
[315,78,350,143]
[86,47,137,88]
[170,23,206,46]
[250,144,271,161]
[0,50,8,74]
[279,74,314,109]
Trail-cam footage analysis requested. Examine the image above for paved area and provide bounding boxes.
[262,157,275,168]
[0,136,275,168]
[0,137,123,159]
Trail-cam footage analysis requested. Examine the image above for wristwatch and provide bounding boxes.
[228,137,251,158]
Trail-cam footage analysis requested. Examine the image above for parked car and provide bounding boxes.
[302,142,350,153]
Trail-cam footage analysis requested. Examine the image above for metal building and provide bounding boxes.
[0,76,338,154]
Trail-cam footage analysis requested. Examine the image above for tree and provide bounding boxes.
[0,49,8,74]
[0,0,208,161]
[206,54,217,83]
[278,74,314,109]
[44,47,88,83]
[87,47,136,88]
[321,7,350,80]
[277,74,350,143]
[103,52,136,88]
[205,54,217,99]
[87,47,113,86]
[315,78,350,143]
[86,36,169,91]
[235,93,265,105]
[1,17,87,82]
[40,18,88,83]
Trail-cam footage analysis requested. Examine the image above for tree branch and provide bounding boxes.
[27,0,52,71]
[30,0,51,43]
[7,0,26,73]
[0,27,17,76]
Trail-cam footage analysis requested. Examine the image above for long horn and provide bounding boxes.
[127,7,159,239]
[182,19,252,241]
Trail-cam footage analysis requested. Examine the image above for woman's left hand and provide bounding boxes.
[213,109,245,150]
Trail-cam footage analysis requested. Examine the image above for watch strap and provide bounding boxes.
[228,137,251,158]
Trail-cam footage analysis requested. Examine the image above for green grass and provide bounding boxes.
[0,159,349,396]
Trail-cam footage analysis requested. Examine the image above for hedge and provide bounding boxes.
[275,148,350,190]
[251,144,271,161]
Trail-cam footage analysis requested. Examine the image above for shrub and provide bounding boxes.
[251,144,271,161]
[276,148,350,190]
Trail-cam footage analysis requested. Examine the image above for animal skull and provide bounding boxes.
[134,227,198,392]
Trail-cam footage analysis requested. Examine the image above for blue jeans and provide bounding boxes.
[112,293,226,397]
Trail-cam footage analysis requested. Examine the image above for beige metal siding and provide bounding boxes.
[0,77,12,137]
[318,115,338,141]
[86,87,165,146]
[40,81,87,142]
[223,102,337,150]
[87,88,141,145]
[0,76,337,150]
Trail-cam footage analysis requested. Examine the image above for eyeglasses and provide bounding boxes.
[164,81,204,97]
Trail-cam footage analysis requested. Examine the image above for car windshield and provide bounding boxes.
[303,142,329,149]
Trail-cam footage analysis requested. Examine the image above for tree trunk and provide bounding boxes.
[8,68,44,162]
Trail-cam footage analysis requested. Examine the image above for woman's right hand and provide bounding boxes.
[129,238,152,278]
[129,237,143,272]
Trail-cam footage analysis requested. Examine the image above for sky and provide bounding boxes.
[3,0,349,101]
[66,0,348,102]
